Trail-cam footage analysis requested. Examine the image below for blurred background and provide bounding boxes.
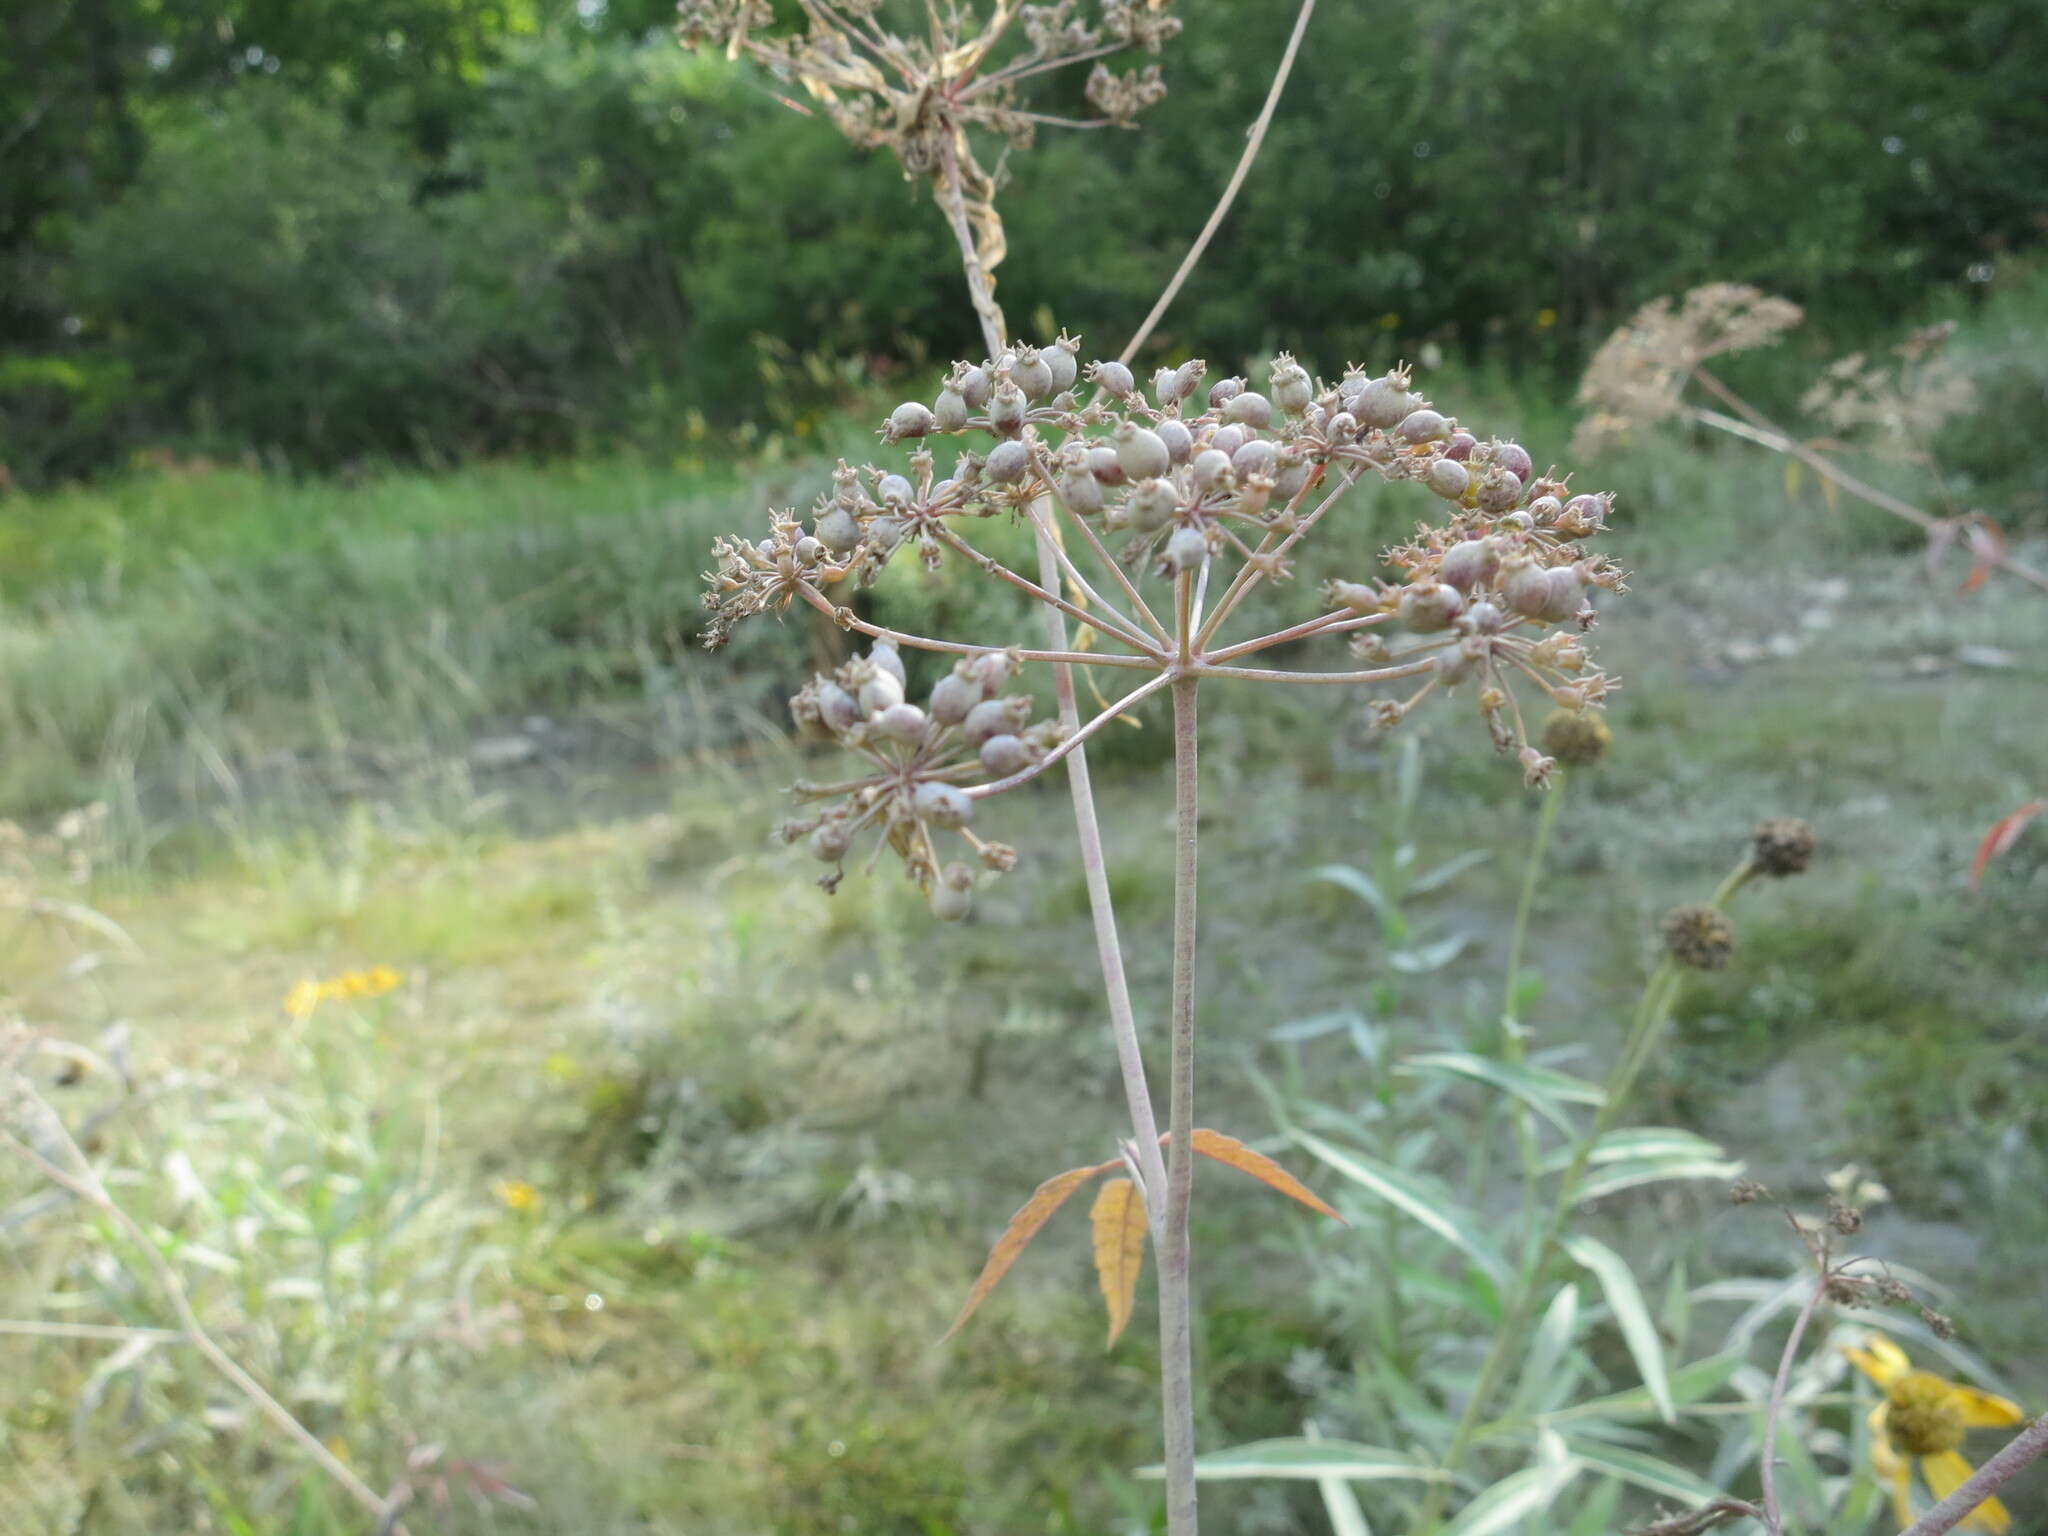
[3,1,2046,1532]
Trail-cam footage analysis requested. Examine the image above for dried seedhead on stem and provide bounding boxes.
[1575,283,1804,455]
[702,334,1626,910]
[676,1,1181,340]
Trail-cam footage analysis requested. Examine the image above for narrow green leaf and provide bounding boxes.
[1565,1438,1724,1505]
[1150,1438,1442,1483]
[1306,1424,1376,1536]
[1544,1127,1730,1171]
[1441,1459,1582,1536]
[1410,847,1492,894]
[1574,1154,1744,1203]
[1562,1235,1674,1423]
[1388,935,1469,974]
[1399,1051,1603,1136]
[1293,1131,1511,1286]
[1551,1351,1745,1423]
[1310,864,1388,919]
[1508,1283,1581,1418]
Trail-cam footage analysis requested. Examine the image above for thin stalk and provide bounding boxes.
[932,134,1170,1230]
[1423,858,1757,1529]
[1899,1414,2048,1536]
[1119,0,1318,365]
[1159,661,1202,1536]
[795,582,1151,669]
[1499,774,1566,1201]
[1759,1267,1828,1536]
[1686,366,2048,596]
[934,525,1164,655]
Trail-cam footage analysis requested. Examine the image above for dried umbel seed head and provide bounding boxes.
[1087,443,1127,486]
[913,781,974,829]
[1663,904,1735,970]
[929,861,976,922]
[984,438,1033,485]
[1271,357,1314,415]
[1356,371,1416,430]
[956,363,992,408]
[1208,376,1245,409]
[1751,817,1817,877]
[1115,423,1172,480]
[1475,465,1525,514]
[872,701,929,744]
[1540,708,1612,767]
[1438,536,1499,592]
[816,680,861,732]
[1397,408,1451,444]
[809,820,853,863]
[868,639,905,686]
[979,732,1032,776]
[1444,429,1477,461]
[1492,442,1534,483]
[1088,358,1134,397]
[1011,347,1056,401]
[1190,445,1231,494]
[1165,524,1209,571]
[815,506,862,554]
[1125,477,1179,532]
[927,666,982,726]
[1044,335,1080,393]
[1424,458,1470,500]
[1156,417,1194,465]
[1398,581,1466,633]
[876,472,915,508]
[885,401,936,441]
[987,381,1027,435]
[1207,423,1247,457]
[1224,390,1273,428]
[1058,462,1106,515]
[962,696,1031,748]
[933,387,970,432]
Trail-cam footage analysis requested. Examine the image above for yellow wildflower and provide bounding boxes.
[1844,1332,2026,1533]
[283,979,327,1020]
[495,1179,541,1214]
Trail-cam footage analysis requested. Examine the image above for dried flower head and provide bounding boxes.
[705,337,1623,909]
[1575,284,1804,455]
[1662,903,1735,970]
[1751,816,1817,877]
[677,1,1181,342]
[1800,322,1976,460]
[1540,707,1611,768]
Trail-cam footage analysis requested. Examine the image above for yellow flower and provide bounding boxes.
[1844,1333,2026,1533]
[1537,307,1559,329]
[284,979,327,1019]
[495,1179,541,1214]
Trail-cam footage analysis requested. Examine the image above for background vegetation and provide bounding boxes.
[4,1,2047,1532]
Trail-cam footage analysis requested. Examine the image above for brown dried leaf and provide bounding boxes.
[1961,515,2006,595]
[1970,800,2046,894]
[1187,1129,1346,1224]
[944,1162,1110,1340]
[1089,1178,1147,1349]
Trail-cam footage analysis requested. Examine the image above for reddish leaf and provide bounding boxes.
[1184,1129,1346,1224]
[1970,801,2047,894]
[944,1162,1111,1340]
[1088,1178,1147,1349]
[1961,515,2006,595]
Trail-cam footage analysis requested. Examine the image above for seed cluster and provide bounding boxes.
[703,331,1625,907]
[777,638,1036,918]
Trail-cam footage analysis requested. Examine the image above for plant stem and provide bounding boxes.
[1759,1267,1828,1535]
[1899,1413,2048,1536]
[1119,0,1318,365]
[1423,858,1756,1529]
[1160,661,1202,1536]
[1685,366,2048,596]
[1497,773,1566,1214]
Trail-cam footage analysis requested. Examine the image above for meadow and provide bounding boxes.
[4,271,2047,1533]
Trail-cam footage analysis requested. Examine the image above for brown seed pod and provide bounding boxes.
[1751,817,1817,876]
[1540,708,1611,767]
[1663,904,1735,970]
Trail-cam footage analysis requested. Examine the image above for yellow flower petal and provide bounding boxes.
[1845,1332,1911,1388]
[1922,1449,2011,1535]
[1955,1386,2025,1429]
[1890,1463,1916,1532]
[284,980,325,1019]
[1868,1403,1903,1478]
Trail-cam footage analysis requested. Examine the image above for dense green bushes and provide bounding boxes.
[3,0,2043,482]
